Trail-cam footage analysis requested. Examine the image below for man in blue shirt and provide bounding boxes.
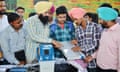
[50,6,77,59]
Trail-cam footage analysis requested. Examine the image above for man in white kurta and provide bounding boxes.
[25,1,61,64]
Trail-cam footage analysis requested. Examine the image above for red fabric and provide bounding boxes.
[59,24,64,29]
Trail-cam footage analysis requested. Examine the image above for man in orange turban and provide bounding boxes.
[25,1,61,63]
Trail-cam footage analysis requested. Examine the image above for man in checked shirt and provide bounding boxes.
[69,8,102,72]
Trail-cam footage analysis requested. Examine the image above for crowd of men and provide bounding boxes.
[0,0,120,72]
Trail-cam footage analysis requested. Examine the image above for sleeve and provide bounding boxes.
[49,25,56,40]
[118,47,120,72]
[91,50,97,59]
[26,18,52,43]
[92,24,102,50]
[117,37,120,72]
[0,32,19,64]
[87,24,102,55]
[75,27,86,52]
[70,23,76,40]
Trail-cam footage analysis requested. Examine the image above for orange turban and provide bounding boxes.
[34,1,53,14]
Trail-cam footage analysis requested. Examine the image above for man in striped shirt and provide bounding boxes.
[25,1,61,63]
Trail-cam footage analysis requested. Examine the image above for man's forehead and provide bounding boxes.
[57,14,66,16]
[16,9,24,12]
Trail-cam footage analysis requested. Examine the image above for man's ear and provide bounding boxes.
[89,18,92,22]
[81,18,86,24]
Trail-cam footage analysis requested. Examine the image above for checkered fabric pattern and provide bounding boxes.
[50,21,75,41]
[75,22,102,68]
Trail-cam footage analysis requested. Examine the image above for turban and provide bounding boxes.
[97,7,118,21]
[34,1,53,14]
[69,8,86,19]
[50,5,55,14]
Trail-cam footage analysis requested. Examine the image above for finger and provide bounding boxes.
[71,48,75,51]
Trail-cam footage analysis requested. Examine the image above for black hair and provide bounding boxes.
[29,12,36,17]
[99,3,112,8]
[114,8,120,17]
[92,13,98,23]
[56,5,73,22]
[111,19,116,22]
[7,12,20,23]
[56,6,67,15]
[84,12,98,23]
[0,0,5,1]
[15,7,25,12]
[84,12,93,18]
[114,8,119,13]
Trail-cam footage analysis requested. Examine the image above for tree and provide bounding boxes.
[6,0,17,10]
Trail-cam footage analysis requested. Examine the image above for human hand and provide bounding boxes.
[18,61,26,65]
[52,40,62,48]
[71,46,81,52]
[84,56,93,63]
[71,40,78,45]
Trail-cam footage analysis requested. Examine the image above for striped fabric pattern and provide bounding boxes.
[25,15,52,63]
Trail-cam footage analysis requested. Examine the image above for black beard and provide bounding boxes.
[0,11,7,15]
[101,21,108,28]
[0,12,5,15]
[101,25,107,28]
[38,14,49,26]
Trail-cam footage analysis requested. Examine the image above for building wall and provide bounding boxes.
[6,0,120,19]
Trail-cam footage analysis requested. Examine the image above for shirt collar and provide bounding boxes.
[108,23,119,31]
[54,20,67,26]
[8,25,23,33]
[8,26,15,33]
